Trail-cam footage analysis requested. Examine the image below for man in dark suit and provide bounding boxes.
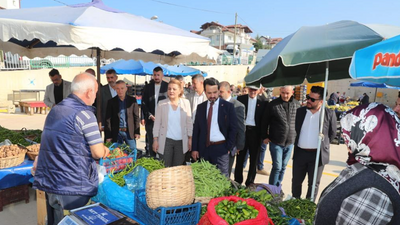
[141,66,168,157]
[100,69,118,130]
[360,93,370,105]
[192,78,237,177]
[219,81,245,177]
[292,86,337,200]
[234,85,267,186]
[105,80,140,151]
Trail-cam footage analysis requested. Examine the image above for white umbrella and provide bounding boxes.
[0,0,210,60]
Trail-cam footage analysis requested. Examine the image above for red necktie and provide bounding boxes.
[206,101,214,147]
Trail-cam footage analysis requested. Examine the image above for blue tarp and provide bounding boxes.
[350,81,399,89]
[0,157,33,189]
[100,59,207,77]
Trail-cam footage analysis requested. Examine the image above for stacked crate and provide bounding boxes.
[294,85,307,103]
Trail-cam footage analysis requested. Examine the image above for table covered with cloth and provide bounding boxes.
[0,157,33,189]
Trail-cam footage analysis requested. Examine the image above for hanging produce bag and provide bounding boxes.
[198,196,274,225]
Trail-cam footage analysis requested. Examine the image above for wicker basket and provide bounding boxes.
[0,151,26,169]
[26,151,39,161]
[146,165,195,209]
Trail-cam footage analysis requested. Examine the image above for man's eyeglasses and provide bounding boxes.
[306,95,321,102]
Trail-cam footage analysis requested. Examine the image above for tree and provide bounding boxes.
[253,35,264,51]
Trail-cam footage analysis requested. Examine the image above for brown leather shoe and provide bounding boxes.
[257,169,270,176]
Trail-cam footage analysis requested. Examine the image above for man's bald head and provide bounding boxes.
[71,73,98,105]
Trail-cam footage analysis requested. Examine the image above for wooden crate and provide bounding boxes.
[0,184,29,211]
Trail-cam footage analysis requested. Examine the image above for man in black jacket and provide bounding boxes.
[141,67,168,157]
[235,85,267,186]
[105,81,140,151]
[261,86,300,186]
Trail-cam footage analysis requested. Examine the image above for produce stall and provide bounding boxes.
[91,154,317,225]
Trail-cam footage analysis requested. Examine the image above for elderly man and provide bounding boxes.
[235,85,267,186]
[105,80,140,152]
[261,86,300,186]
[43,69,71,108]
[33,73,109,225]
[142,66,168,157]
[219,81,245,176]
[100,69,118,129]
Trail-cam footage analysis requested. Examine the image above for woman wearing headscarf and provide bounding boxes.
[152,79,192,167]
[315,102,400,224]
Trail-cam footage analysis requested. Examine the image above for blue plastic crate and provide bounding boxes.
[134,189,201,225]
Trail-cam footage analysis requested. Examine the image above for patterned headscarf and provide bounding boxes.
[341,102,400,193]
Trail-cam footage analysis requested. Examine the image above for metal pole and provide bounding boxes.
[96,48,102,123]
[310,61,329,202]
[233,13,237,64]
[374,87,377,102]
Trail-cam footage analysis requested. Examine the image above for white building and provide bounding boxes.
[259,36,282,49]
[191,22,256,64]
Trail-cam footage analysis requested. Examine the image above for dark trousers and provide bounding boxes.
[145,120,156,157]
[291,146,324,199]
[202,143,229,177]
[46,193,91,225]
[234,126,261,186]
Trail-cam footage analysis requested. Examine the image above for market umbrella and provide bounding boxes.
[350,81,399,101]
[349,34,400,87]
[0,0,211,120]
[245,20,400,201]
[100,59,206,76]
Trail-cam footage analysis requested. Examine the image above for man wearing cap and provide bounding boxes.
[234,85,267,186]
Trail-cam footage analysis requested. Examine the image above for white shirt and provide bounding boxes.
[206,98,225,142]
[154,84,161,111]
[109,85,117,98]
[245,96,257,126]
[226,96,232,102]
[297,108,321,149]
[192,91,205,123]
[166,102,182,141]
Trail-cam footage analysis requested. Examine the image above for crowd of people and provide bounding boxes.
[34,67,400,224]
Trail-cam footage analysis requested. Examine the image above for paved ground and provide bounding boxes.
[0,110,349,224]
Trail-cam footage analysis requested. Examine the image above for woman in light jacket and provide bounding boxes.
[153,79,192,167]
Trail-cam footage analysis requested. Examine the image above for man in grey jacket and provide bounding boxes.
[43,69,71,108]
[261,86,300,186]
[219,81,245,177]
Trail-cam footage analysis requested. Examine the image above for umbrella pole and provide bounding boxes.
[310,61,329,202]
[374,87,377,102]
[96,47,102,123]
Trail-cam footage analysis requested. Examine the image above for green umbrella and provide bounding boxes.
[246,20,400,201]
[245,20,400,88]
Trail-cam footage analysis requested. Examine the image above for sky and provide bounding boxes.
[20,0,400,39]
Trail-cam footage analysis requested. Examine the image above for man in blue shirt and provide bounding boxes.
[33,72,110,225]
[105,80,140,152]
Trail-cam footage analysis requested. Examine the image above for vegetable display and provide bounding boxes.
[215,200,258,225]
[0,126,31,146]
[0,144,26,158]
[279,198,316,225]
[26,144,40,153]
[108,157,165,187]
[191,159,231,197]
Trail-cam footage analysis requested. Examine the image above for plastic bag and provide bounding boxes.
[0,139,12,146]
[92,177,135,213]
[198,196,274,225]
[96,164,107,184]
[124,166,149,192]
